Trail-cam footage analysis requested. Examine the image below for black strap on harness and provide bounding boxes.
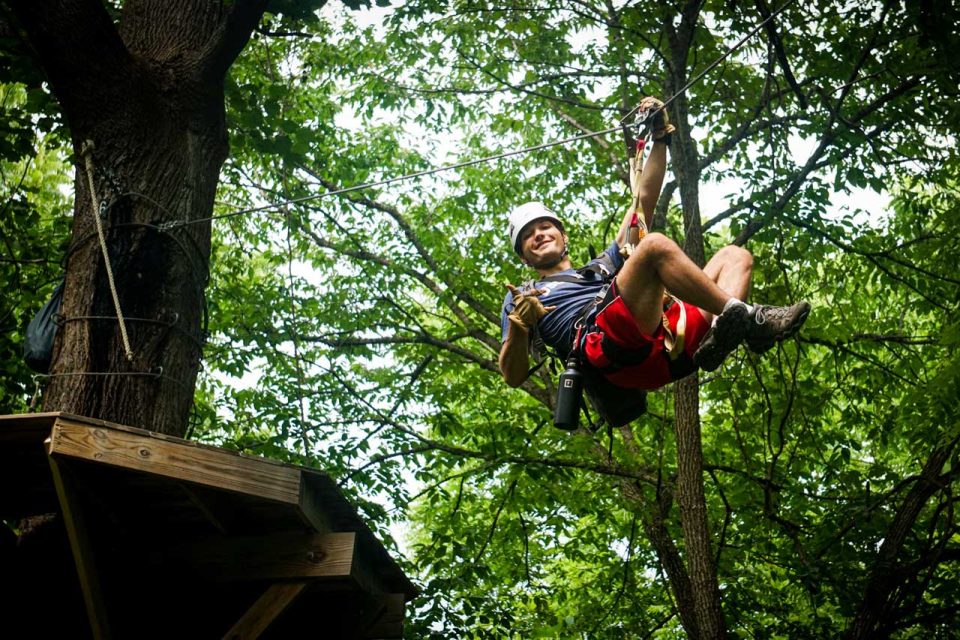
[523,255,616,362]
[522,253,647,430]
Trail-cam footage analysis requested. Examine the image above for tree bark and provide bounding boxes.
[624,479,703,637]
[662,3,727,638]
[8,0,268,435]
[673,376,725,639]
[843,441,958,639]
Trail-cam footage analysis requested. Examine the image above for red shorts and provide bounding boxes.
[582,280,711,390]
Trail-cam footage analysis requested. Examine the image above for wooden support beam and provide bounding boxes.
[297,471,336,533]
[0,412,59,445]
[222,581,309,640]
[163,531,357,582]
[2,412,418,631]
[47,417,301,504]
[176,481,230,534]
[48,456,112,639]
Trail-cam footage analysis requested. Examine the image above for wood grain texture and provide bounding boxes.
[48,417,301,504]
[0,412,58,444]
[49,457,113,640]
[165,531,356,582]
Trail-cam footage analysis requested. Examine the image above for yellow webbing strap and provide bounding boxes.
[621,142,649,259]
[628,155,644,227]
[661,295,687,360]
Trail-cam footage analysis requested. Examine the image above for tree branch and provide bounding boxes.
[554,109,630,186]
[755,0,809,109]
[299,167,501,332]
[457,48,616,113]
[844,437,960,639]
[198,0,270,82]
[6,0,130,129]
[305,332,500,374]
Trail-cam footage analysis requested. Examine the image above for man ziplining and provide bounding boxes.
[499,97,810,405]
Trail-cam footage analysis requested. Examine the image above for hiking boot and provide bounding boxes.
[693,303,750,372]
[744,301,811,354]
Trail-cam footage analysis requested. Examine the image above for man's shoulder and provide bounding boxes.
[578,243,621,279]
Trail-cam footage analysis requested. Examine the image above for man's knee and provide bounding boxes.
[631,232,678,263]
[642,232,675,250]
[715,244,753,271]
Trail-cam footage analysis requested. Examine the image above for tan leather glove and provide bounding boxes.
[506,284,555,332]
[639,96,676,141]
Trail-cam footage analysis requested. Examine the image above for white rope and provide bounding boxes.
[80,140,134,361]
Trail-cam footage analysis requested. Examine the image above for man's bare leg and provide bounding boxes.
[614,232,808,371]
[616,233,745,333]
[699,245,753,325]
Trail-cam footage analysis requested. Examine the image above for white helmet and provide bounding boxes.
[507,202,564,255]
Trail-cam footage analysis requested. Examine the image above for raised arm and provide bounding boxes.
[616,139,668,246]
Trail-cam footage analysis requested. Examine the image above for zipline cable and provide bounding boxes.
[173,0,799,230]
[173,124,631,228]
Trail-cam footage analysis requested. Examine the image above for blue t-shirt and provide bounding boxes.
[501,241,623,355]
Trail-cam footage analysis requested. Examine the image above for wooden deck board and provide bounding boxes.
[0,412,59,444]
[1,410,418,636]
[48,417,301,505]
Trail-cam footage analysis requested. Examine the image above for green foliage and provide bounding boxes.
[5,1,960,637]
[199,1,960,636]
[0,83,71,414]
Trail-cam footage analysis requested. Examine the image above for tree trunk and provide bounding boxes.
[673,376,725,639]
[8,0,268,436]
[622,479,703,637]
[662,3,728,638]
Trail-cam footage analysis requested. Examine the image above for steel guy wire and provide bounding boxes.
[172,123,634,229]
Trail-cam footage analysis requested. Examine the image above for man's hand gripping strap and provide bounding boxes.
[639,98,675,143]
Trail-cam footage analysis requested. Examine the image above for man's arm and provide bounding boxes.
[616,139,668,245]
[499,320,531,387]
[498,284,555,387]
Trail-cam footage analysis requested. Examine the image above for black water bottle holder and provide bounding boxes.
[553,355,584,431]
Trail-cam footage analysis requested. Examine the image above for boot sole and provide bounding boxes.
[694,304,749,372]
[746,302,811,354]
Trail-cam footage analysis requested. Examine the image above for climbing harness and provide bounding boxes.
[533,102,696,430]
[516,252,646,431]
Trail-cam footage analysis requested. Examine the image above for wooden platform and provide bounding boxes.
[0,412,417,639]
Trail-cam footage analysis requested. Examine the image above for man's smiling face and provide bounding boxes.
[519,219,567,269]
